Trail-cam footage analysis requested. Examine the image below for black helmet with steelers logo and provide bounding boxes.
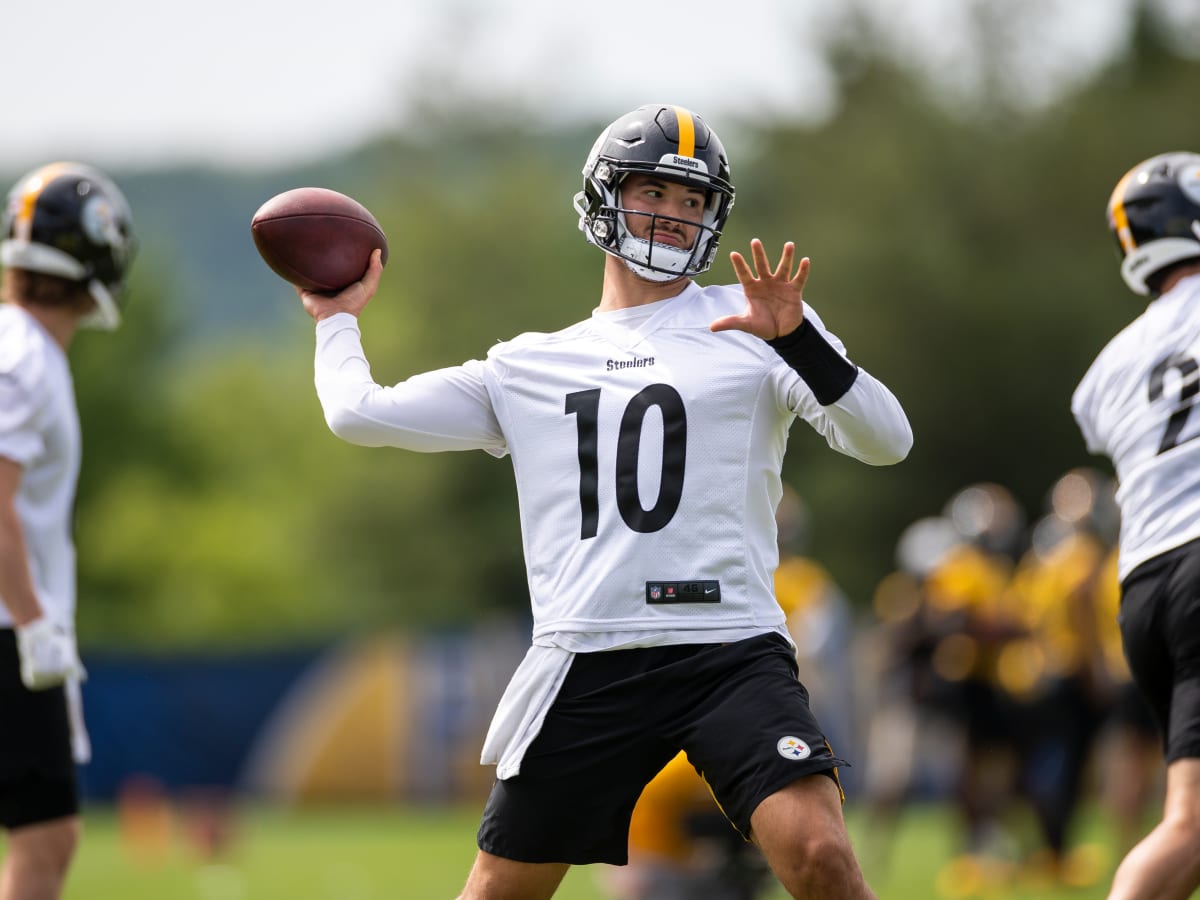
[574,104,735,282]
[1,162,137,329]
[1107,151,1200,297]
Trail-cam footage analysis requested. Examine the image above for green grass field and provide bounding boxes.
[2,801,1150,899]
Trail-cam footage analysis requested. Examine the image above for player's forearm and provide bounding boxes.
[810,374,913,466]
[769,317,912,464]
[0,506,44,626]
[314,314,504,452]
[768,318,859,405]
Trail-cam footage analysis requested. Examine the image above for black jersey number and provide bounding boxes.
[1149,353,1200,455]
[565,385,687,540]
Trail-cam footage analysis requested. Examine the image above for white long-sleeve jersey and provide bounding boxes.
[1073,273,1200,580]
[314,281,912,651]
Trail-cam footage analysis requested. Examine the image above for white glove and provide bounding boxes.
[15,617,86,690]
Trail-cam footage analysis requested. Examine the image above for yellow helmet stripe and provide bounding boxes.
[673,106,695,158]
[1109,167,1139,253]
[14,162,72,242]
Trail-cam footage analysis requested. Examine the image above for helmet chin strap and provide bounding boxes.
[620,256,683,283]
[80,280,121,331]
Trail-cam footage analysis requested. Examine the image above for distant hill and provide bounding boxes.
[2,117,600,345]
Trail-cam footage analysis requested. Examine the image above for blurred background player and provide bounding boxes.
[1072,150,1200,900]
[1001,468,1119,886]
[861,484,1027,893]
[0,163,136,900]
[859,513,964,878]
[926,483,1026,876]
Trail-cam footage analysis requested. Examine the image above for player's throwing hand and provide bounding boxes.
[297,248,385,323]
[710,238,809,340]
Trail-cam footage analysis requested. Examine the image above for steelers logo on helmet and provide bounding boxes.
[574,104,735,282]
[1106,151,1200,297]
[0,162,136,329]
[81,194,121,253]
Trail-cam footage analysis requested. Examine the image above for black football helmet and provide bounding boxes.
[1106,151,1200,296]
[944,482,1026,560]
[1,162,136,329]
[574,104,735,282]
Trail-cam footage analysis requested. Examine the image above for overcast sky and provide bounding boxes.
[3,0,1192,174]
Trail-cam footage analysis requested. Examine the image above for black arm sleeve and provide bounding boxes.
[767,318,859,405]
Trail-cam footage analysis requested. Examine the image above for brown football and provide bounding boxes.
[250,187,388,293]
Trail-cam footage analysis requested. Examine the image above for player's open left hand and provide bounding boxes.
[710,239,809,340]
[298,248,385,323]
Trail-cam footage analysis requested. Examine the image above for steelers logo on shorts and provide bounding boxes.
[777,736,811,760]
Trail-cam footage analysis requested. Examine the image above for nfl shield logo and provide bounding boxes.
[649,584,662,600]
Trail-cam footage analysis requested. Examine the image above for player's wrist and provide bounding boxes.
[313,308,351,323]
[314,310,360,328]
[768,319,859,405]
[14,613,50,635]
[16,616,84,690]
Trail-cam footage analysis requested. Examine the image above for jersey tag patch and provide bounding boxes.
[646,580,721,603]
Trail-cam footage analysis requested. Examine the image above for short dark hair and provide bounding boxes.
[0,268,93,311]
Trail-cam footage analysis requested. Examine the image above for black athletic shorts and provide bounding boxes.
[477,632,847,865]
[0,630,79,829]
[1118,537,1200,763]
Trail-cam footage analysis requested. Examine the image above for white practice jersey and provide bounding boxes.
[0,305,80,629]
[315,281,911,651]
[1073,273,1200,580]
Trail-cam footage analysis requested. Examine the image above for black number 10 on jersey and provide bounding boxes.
[566,385,687,539]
